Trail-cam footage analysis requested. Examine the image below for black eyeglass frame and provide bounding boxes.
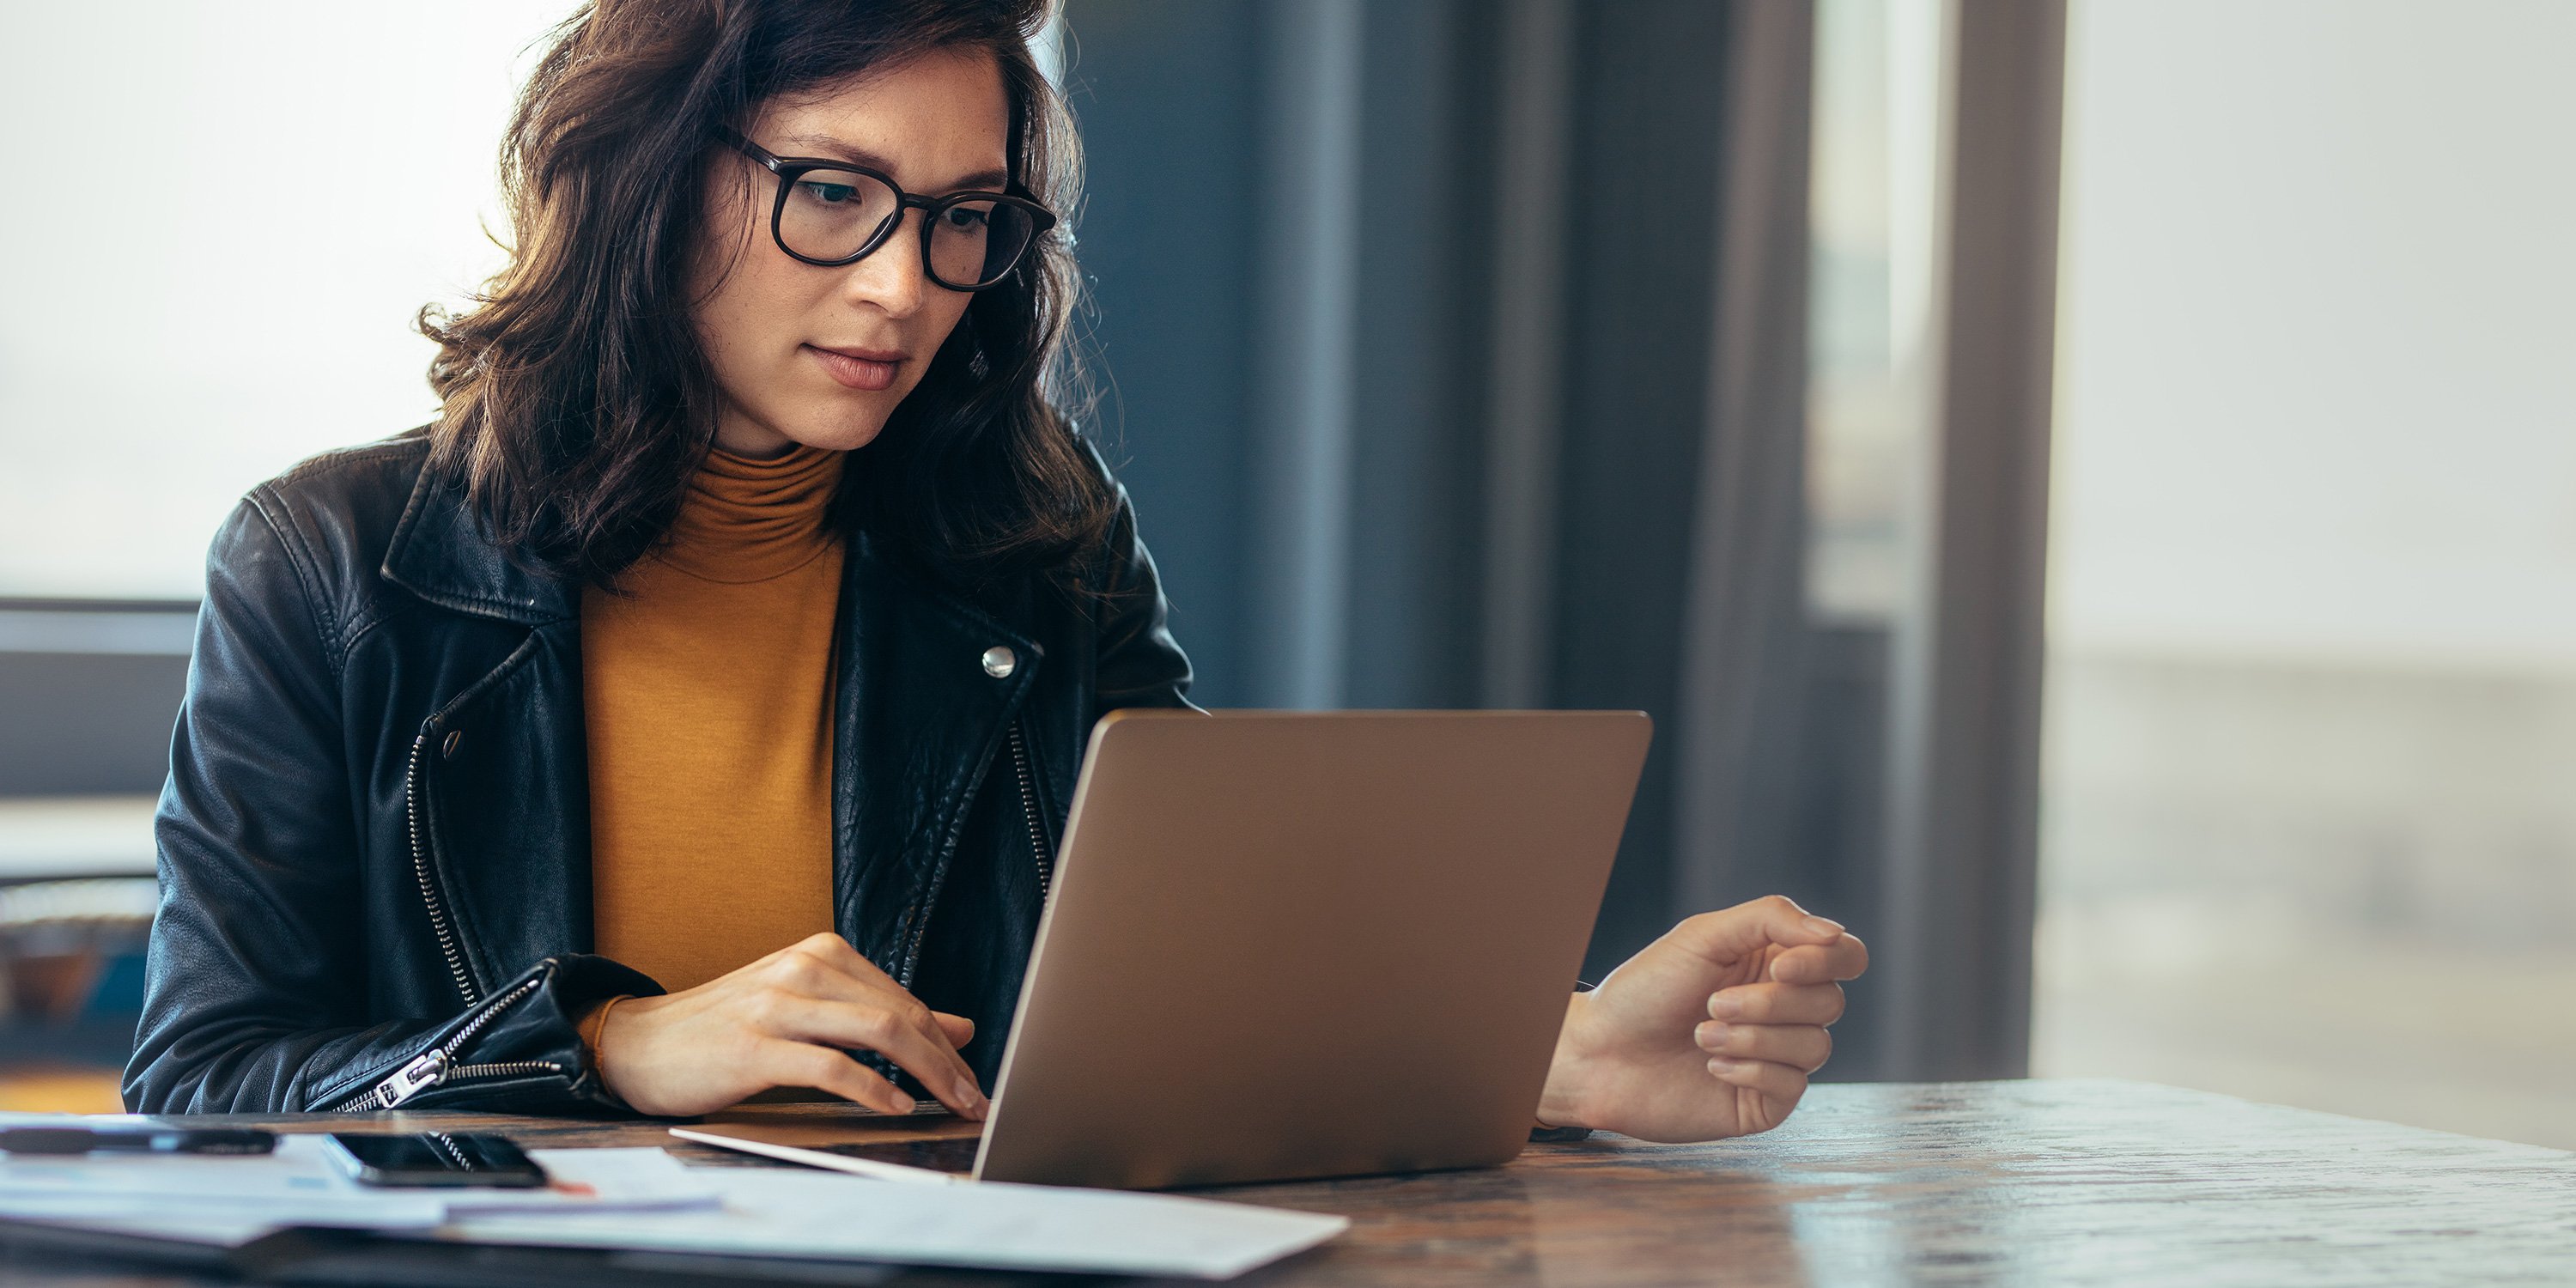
[720,128,1059,290]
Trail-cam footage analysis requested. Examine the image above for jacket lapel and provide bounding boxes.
[832,533,1042,981]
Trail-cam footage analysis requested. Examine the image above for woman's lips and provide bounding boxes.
[805,344,900,392]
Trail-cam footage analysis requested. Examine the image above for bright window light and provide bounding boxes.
[0,3,579,599]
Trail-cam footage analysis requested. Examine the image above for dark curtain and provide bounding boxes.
[1064,0,2060,1081]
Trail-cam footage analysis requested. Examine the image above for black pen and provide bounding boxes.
[0,1127,276,1156]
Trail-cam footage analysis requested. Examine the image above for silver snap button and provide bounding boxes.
[981,646,1018,679]
[440,730,464,759]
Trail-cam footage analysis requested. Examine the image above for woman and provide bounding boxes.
[125,0,1866,1144]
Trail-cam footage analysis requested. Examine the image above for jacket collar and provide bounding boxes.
[380,446,1039,648]
[380,458,580,626]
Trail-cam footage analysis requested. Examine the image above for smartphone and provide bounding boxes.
[324,1133,549,1188]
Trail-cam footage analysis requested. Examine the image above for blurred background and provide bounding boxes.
[0,0,2566,1149]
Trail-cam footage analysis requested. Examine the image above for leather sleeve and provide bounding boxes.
[1083,449,1198,718]
[123,493,659,1115]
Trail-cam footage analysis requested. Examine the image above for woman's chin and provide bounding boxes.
[776,411,890,454]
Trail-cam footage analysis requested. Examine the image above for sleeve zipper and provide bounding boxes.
[328,973,558,1111]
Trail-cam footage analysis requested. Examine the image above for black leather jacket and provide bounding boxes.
[124,429,1193,1115]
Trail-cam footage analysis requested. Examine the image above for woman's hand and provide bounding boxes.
[594,932,987,1119]
[1535,896,1867,1143]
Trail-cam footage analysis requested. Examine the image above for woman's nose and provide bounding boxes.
[841,210,930,318]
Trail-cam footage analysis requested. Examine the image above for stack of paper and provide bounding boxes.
[0,1130,716,1236]
[434,1165,1351,1280]
[0,1114,1349,1279]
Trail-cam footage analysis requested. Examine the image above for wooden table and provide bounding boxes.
[9,1078,2573,1285]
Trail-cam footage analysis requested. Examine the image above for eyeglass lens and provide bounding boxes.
[780,169,1037,289]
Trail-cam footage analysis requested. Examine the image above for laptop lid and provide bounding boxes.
[972,709,1650,1189]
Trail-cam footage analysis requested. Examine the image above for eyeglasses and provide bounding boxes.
[721,129,1057,291]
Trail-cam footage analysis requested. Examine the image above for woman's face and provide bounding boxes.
[692,47,1008,459]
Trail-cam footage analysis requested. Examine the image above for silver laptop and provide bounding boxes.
[969,708,1650,1188]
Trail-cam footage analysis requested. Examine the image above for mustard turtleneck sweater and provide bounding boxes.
[580,443,846,995]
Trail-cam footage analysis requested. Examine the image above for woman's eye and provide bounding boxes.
[798,181,861,205]
[943,206,992,230]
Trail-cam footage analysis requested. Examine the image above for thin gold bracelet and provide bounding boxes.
[588,994,633,1084]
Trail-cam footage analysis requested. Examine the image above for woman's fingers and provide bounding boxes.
[759,1038,914,1116]
[1706,1054,1808,1130]
[605,936,987,1119]
[757,993,987,1118]
[753,942,985,1115]
[1708,980,1846,1026]
[1694,1020,1832,1072]
[1766,933,1869,985]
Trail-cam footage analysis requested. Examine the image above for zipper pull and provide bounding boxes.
[374,1049,450,1109]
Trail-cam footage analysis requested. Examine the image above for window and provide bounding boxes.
[2036,0,2576,1148]
[0,3,576,599]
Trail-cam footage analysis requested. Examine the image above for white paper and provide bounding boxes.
[0,1136,716,1236]
[0,1191,448,1233]
[0,1127,1345,1279]
[433,1165,1350,1280]
[448,1147,722,1215]
[28,1212,329,1248]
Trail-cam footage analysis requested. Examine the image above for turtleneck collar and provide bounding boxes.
[650,443,847,584]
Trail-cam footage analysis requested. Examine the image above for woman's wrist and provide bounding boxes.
[579,994,636,1098]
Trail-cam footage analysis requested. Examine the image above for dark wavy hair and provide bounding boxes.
[422,0,1109,590]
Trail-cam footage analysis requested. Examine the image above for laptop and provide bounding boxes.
[686,708,1651,1189]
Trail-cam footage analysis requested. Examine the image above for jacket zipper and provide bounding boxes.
[328,974,557,1111]
[406,728,478,1007]
[1007,720,1056,902]
[891,716,1052,990]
